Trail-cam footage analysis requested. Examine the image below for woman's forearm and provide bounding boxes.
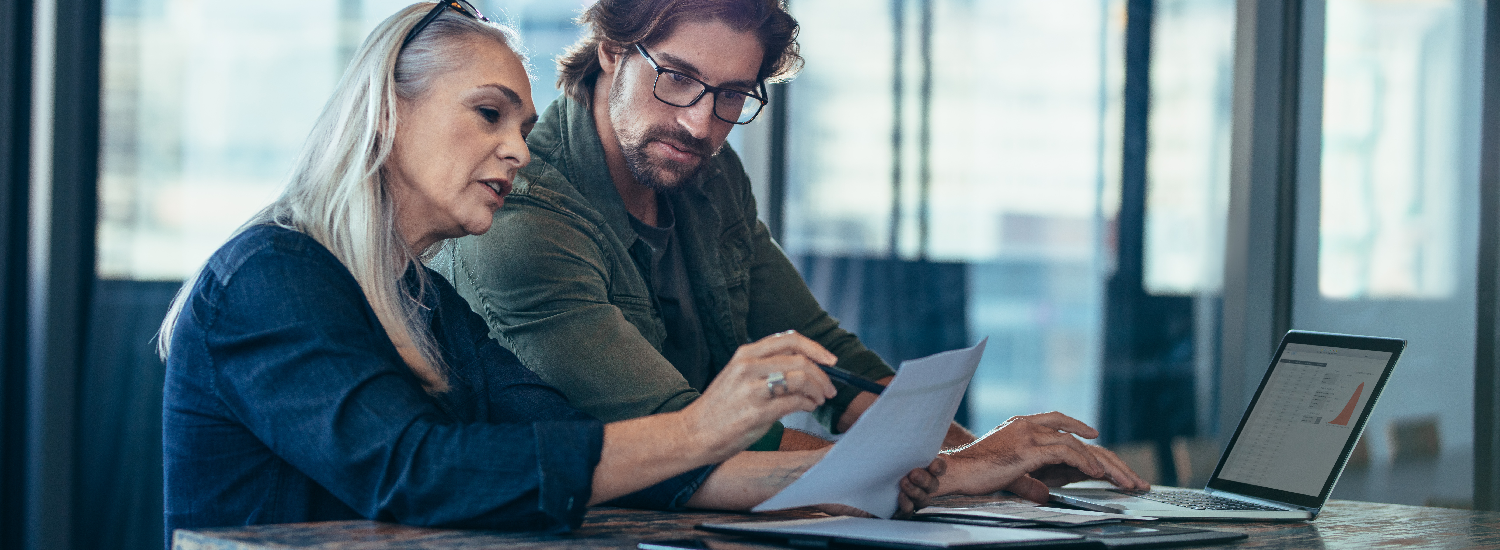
[683,449,828,510]
[589,331,845,507]
[589,411,739,505]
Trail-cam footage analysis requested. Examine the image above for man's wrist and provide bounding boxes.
[933,453,980,497]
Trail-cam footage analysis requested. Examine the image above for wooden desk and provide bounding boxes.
[173,496,1500,549]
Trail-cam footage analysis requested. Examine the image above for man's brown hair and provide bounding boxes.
[555,0,803,106]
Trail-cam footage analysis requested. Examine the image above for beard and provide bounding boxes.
[608,74,719,193]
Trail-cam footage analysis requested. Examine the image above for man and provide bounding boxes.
[442,0,1145,501]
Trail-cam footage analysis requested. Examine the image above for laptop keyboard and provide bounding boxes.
[1109,489,1286,511]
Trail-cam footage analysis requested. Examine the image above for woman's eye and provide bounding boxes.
[478,107,500,124]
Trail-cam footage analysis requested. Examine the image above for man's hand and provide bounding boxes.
[938,412,1149,503]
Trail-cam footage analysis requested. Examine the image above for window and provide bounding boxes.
[783,0,1127,429]
[1318,0,1475,300]
[1145,0,1235,296]
[1295,0,1485,507]
[99,0,583,281]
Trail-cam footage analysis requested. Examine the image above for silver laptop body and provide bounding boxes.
[1050,330,1405,521]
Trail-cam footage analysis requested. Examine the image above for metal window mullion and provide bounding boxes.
[0,0,33,545]
[1473,0,1500,513]
[25,0,102,547]
[767,81,789,244]
[888,0,905,258]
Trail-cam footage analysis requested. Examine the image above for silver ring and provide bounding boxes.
[766,371,787,398]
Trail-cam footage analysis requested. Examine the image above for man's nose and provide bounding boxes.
[677,96,716,139]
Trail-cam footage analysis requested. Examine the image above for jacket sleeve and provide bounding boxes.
[716,148,896,432]
[447,200,704,424]
[202,247,601,531]
[741,218,897,432]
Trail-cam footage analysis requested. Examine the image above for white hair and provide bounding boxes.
[157,3,525,392]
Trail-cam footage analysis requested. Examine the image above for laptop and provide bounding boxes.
[1051,330,1405,520]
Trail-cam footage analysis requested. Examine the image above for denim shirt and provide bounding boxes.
[163,225,707,541]
[441,95,896,437]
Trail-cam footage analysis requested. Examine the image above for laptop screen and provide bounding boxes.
[1207,332,1403,508]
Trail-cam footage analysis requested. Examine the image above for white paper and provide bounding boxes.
[752,339,987,518]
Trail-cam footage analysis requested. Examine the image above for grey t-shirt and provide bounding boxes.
[628,197,715,391]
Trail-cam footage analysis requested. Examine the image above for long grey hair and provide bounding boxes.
[157,3,525,392]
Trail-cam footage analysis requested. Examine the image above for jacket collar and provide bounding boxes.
[527,94,641,243]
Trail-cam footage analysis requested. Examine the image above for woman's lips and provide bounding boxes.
[482,179,510,196]
[478,179,511,204]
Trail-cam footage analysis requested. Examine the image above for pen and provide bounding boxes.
[819,364,886,395]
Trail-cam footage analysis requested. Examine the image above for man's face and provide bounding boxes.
[605,19,764,191]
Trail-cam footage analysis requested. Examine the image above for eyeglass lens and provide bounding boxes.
[654,73,763,124]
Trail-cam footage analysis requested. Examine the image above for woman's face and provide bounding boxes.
[388,36,537,252]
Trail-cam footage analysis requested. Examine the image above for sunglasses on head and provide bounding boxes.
[401,0,490,50]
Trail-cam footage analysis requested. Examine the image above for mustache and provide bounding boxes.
[644,126,714,158]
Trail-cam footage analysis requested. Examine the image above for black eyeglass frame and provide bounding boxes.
[402,0,490,50]
[633,43,769,125]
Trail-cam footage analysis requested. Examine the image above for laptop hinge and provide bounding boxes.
[1202,488,1306,511]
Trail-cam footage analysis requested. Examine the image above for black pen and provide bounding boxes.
[819,364,886,395]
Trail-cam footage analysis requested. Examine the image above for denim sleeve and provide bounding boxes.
[600,464,717,510]
[202,246,601,531]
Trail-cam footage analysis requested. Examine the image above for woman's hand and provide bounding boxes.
[678,331,839,461]
[896,456,945,518]
[810,456,944,519]
[937,412,1149,503]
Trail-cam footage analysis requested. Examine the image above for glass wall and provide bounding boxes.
[1146,0,1236,472]
[781,0,1235,446]
[99,0,586,281]
[1146,0,1235,297]
[1298,0,1485,508]
[782,0,1126,431]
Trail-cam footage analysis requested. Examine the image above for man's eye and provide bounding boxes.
[719,90,747,101]
[666,72,690,83]
[478,107,500,124]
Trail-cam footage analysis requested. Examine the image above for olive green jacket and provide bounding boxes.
[440,95,894,443]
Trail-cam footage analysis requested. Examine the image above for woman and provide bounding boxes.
[158,1,937,537]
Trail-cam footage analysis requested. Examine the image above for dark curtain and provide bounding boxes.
[78,280,177,550]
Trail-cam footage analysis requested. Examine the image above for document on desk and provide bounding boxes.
[752,339,987,518]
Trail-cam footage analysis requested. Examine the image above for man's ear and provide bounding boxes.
[598,41,625,76]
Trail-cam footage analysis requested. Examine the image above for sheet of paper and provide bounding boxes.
[751,339,987,518]
[916,503,1154,525]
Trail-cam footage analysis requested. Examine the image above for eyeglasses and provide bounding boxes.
[633,43,768,125]
[402,0,490,50]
